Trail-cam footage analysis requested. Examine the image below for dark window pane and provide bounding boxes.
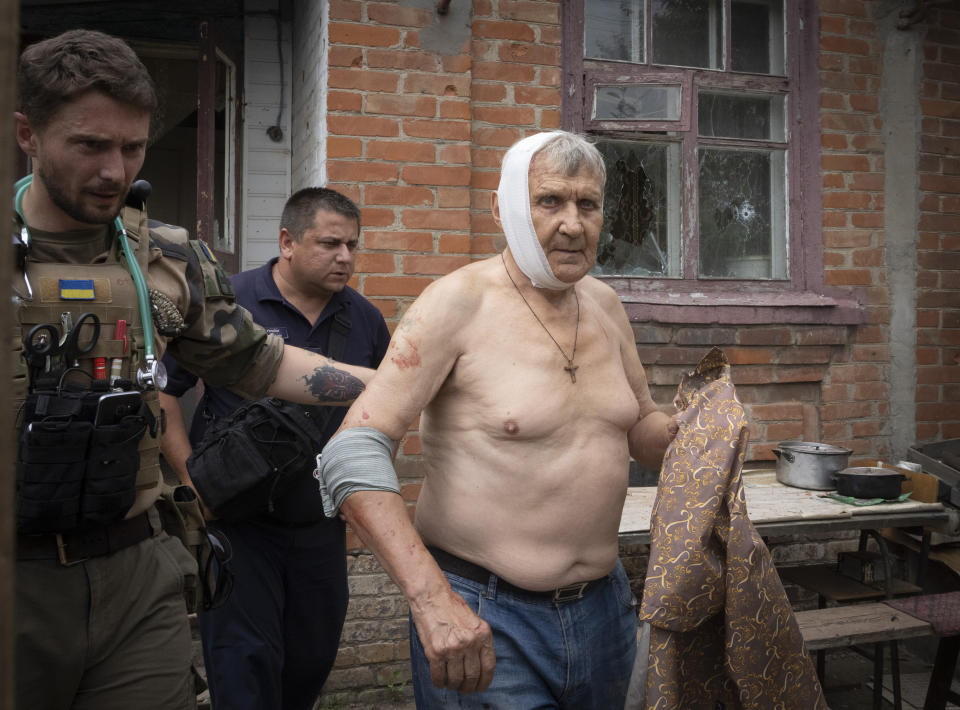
[214,55,235,254]
[731,0,785,74]
[585,0,644,63]
[652,0,723,70]
[698,91,785,140]
[699,148,786,279]
[594,139,680,277]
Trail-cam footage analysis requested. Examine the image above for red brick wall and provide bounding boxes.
[815,0,960,459]
[635,324,847,460]
[318,1,960,704]
[782,1,889,461]
[327,0,474,336]
[918,5,960,442]
[326,0,562,322]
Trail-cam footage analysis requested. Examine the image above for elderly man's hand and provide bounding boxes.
[667,413,681,441]
[411,586,496,693]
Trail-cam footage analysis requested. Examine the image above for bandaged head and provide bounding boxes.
[497,131,603,290]
[497,131,570,291]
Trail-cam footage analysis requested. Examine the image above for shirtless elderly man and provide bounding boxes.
[318,130,676,708]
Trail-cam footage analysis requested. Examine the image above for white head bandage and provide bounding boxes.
[497,131,569,290]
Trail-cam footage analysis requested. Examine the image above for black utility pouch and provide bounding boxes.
[188,404,295,522]
[16,419,93,533]
[187,399,325,522]
[21,385,104,423]
[16,384,146,533]
[81,415,147,527]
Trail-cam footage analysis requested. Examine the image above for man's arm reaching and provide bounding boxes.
[158,391,193,487]
[343,491,496,693]
[628,408,678,470]
[317,272,497,693]
[158,390,216,519]
[266,344,374,405]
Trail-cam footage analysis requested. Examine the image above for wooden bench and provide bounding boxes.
[780,533,927,710]
[797,602,932,709]
[795,601,960,710]
[796,601,934,651]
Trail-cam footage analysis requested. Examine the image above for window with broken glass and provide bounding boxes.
[565,0,817,288]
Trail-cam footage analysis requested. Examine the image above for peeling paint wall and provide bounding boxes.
[879,2,923,459]
[292,0,328,189]
[242,0,292,269]
[415,0,471,56]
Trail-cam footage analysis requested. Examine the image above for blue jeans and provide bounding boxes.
[410,559,638,709]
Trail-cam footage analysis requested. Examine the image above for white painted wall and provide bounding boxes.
[292,0,328,189]
[242,0,293,269]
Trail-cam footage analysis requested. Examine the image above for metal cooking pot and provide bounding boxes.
[834,467,905,499]
[773,440,852,490]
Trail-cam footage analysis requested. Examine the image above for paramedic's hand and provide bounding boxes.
[192,487,215,521]
[410,585,496,693]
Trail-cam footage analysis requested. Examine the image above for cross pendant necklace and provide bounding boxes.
[502,253,580,383]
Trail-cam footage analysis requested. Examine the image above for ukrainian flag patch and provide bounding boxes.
[198,240,217,263]
[59,278,95,300]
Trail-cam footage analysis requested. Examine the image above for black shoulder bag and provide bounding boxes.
[186,305,352,521]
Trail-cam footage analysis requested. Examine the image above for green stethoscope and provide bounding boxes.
[13,174,166,389]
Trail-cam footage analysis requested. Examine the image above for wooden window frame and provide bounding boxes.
[562,0,862,324]
[198,19,243,275]
[586,70,691,132]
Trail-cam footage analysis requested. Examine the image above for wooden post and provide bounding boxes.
[0,0,19,707]
[196,20,215,247]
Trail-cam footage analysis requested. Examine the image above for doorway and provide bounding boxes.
[18,1,244,273]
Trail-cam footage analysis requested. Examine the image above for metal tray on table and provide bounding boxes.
[907,438,960,505]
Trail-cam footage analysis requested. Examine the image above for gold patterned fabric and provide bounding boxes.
[639,348,825,709]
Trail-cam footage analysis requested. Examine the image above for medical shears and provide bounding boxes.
[23,312,101,383]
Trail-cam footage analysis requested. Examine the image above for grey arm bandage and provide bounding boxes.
[315,427,401,517]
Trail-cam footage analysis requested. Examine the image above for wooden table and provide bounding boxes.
[619,470,949,545]
[619,470,951,710]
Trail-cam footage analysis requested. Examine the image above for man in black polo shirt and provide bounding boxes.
[159,187,391,710]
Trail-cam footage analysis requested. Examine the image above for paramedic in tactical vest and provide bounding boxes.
[12,29,374,710]
[159,187,391,710]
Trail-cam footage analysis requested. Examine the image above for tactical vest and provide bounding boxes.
[13,204,163,496]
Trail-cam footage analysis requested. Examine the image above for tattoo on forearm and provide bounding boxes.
[302,365,365,402]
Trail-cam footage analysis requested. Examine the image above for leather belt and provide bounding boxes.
[427,546,607,604]
[16,511,154,566]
